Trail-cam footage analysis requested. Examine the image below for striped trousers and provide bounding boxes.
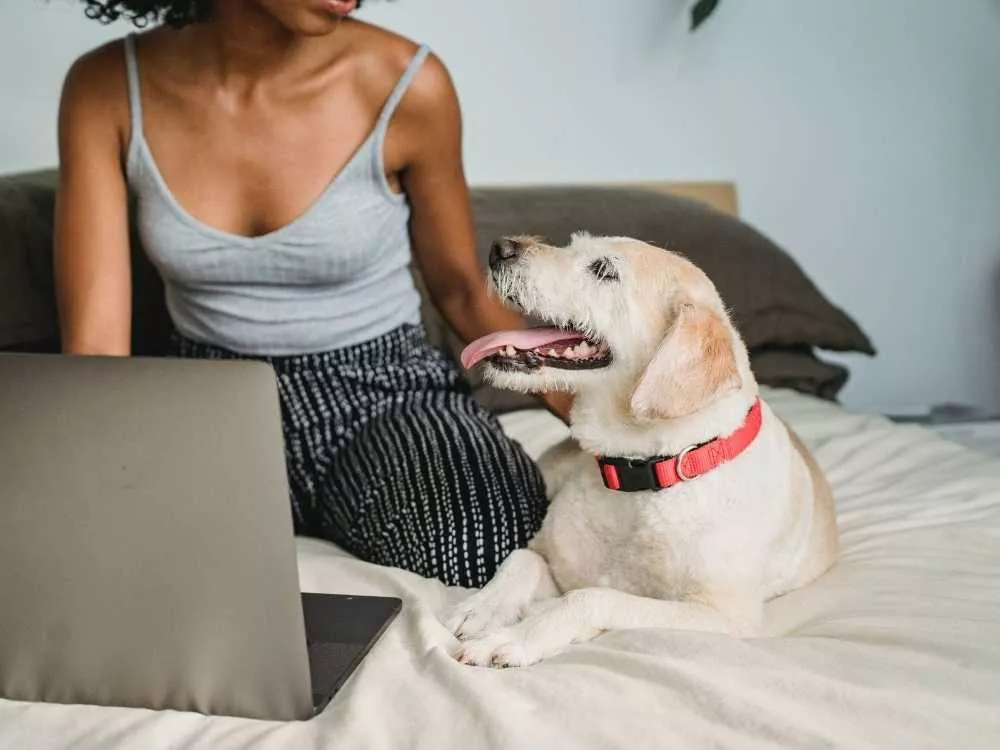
[172,325,548,588]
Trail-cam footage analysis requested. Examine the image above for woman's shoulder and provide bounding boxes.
[347,21,456,120]
[64,36,129,91]
[60,38,132,140]
[62,27,172,105]
[347,20,427,72]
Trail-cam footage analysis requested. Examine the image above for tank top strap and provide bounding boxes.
[374,43,431,135]
[122,33,144,168]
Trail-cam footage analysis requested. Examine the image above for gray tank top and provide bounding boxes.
[123,34,430,356]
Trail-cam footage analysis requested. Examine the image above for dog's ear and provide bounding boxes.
[629,303,741,421]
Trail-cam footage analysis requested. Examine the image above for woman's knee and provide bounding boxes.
[324,402,548,586]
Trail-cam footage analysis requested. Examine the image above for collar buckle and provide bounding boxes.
[598,455,664,493]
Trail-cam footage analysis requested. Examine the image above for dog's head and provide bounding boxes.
[461,233,756,422]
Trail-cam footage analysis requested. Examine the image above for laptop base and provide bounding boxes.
[303,593,402,715]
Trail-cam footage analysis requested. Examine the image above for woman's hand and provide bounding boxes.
[539,391,574,425]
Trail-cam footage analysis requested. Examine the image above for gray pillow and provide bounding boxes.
[750,346,849,401]
[0,169,173,356]
[420,186,874,413]
[0,174,59,347]
[0,173,871,410]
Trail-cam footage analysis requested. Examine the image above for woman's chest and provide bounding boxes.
[135,169,407,287]
[137,86,405,240]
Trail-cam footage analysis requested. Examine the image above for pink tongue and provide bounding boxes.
[460,328,584,370]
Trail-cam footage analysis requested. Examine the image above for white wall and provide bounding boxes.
[3,0,1000,414]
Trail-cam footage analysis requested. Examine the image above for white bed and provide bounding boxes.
[2,387,999,749]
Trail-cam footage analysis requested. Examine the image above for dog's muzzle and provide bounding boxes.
[489,237,526,272]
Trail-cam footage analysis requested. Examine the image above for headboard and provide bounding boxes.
[472,181,740,219]
[614,181,740,218]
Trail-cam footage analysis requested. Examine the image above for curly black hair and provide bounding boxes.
[82,1,364,28]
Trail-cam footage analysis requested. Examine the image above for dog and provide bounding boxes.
[443,233,839,668]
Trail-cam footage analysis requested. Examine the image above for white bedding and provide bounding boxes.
[2,388,999,749]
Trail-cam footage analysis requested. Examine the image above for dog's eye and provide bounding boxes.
[588,258,620,282]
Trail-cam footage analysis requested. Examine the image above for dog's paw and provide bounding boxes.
[443,592,524,641]
[452,628,550,669]
[452,597,601,668]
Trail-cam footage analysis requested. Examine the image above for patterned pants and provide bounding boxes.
[172,325,547,588]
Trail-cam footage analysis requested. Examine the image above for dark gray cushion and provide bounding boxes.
[0,172,59,347]
[750,346,850,402]
[1,172,871,409]
[0,169,173,356]
[419,186,874,413]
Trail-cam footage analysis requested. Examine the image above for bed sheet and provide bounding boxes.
[2,388,999,749]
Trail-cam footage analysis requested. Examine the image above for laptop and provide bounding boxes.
[0,352,401,721]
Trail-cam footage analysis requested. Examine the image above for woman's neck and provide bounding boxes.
[196,2,342,85]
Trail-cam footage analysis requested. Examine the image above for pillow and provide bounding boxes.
[0,169,173,356]
[0,173,869,407]
[750,346,849,401]
[0,173,59,348]
[419,186,874,413]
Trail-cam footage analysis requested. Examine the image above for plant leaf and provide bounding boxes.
[691,0,720,31]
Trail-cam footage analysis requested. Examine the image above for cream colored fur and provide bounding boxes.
[444,234,839,668]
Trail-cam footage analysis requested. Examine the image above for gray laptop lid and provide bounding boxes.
[0,353,314,721]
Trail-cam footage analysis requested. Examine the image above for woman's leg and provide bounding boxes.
[172,324,548,587]
[316,391,548,588]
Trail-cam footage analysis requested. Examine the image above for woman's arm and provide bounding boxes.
[396,53,573,423]
[54,46,133,356]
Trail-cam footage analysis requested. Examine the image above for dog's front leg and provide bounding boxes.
[443,549,559,641]
[455,585,762,668]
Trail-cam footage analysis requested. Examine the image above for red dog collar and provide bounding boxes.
[597,398,764,492]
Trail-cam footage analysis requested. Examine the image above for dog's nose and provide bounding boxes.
[489,237,524,270]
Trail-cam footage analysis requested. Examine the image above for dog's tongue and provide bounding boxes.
[460,328,584,370]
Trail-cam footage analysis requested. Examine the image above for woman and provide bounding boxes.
[55,0,571,588]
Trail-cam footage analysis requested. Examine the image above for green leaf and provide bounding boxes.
[691,0,720,31]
